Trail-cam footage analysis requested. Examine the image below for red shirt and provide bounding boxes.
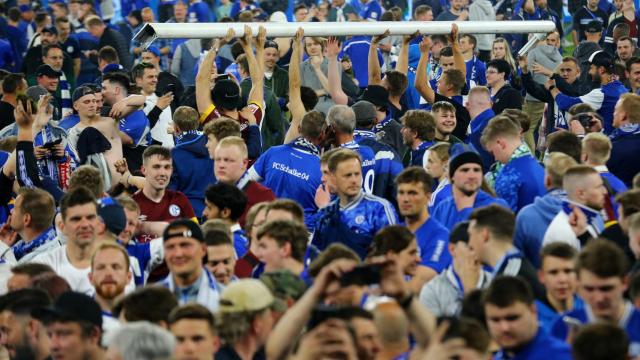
[133,189,196,243]
[200,101,263,144]
[239,181,276,227]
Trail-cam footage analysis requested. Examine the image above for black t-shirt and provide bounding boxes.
[0,101,15,130]
[434,92,471,141]
[573,6,608,42]
[492,85,523,115]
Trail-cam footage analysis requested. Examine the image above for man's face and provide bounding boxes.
[48,321,96,360]
[400,125,417,146]
[38,75,59,92]
[588,0,599,8]
[459,37,474,53]
[589,65,603,85]
[171,319,219,360]
[581,174,607,210]
[415,10,433,21]
[61,203,99,248]
[101,80,119,106]
[431,40,445,59]
[536,0,548,8]
[330,158,362,199]
[136,68,158,95]
[396,239,421,276]
[613,99,627,128]
[559,61,580,83]
[255,235,286,272]
[73,94,97,118]
[320,163,336,194]
[546,33,560,48]
[43,48,64,72]
[451,0,464,10]
[164,233,206,278]
[485,67,502,87]
[206,244,236,285]
[56,22,71,40]
[202,200,223,221]
[90,248,131,300]
[9,195,25,233]
[539,256,577,303]
[485,138,510,164]
[617,40,634,61]
[118,208,139,244]
[615,0,624,10]
[434,109,456,136]
[214,145,248,183]
[141,52,160,68]
[578,269,626,320]
[397,182,430,219]
[350,318,381,360]
[295,8,309,22]
[439,56,455,72]
[485,301,538,350]
[173,2,187,21]
[627,63,640,90]
[141,155,173,192]
[467,219,487,259]
[0,311,31,359]
[451,163,482,196]
[436,73,449,95]
[41,32,58,46]
[264,47,279,70]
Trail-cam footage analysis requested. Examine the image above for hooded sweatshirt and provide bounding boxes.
[514,189,565,268]
[169,131,215,216]
[526,44,562,102]
[469,0,496,51]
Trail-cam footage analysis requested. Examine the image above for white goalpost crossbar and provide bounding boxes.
[133,20,556,48]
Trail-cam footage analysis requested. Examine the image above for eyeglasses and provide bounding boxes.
[486,69,499,74]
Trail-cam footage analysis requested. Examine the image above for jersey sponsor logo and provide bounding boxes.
[272,162,311,181]
[169,204,181,217]
[375,151,395,160]
[362,159,375,167]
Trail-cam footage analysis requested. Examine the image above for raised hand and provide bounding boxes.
[256,26,267,49]
[372,29,391,44]
[114,158,129,175]
[450,23,460,44]
[403,30,421,45]
[240,24,253,47]
[156,92,174,110]
[294,27,304,44]
[14,98,34,130]
[419,36,432,54]
[326,37,341,58]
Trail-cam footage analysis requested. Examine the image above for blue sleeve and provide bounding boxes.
[197,3,213,22]
[246,125,262,159]
[548,317,569,342]
[118,115,148,146]
[554,93,583,111]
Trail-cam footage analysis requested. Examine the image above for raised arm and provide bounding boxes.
[450,24,466,78]
[327,37,348,105]
[284,28,306,144]
[415,36,435,104]
[368,30,389,86]
[396,32,419,74]
[196,29,235,116]
[241,25,265,106]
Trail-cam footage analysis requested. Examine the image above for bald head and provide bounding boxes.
[466,86,492,118]
[373,302,409,346]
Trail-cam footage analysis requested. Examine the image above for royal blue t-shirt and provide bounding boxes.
[412,217,451,273]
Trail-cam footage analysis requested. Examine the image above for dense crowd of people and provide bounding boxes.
[0,0,639,359]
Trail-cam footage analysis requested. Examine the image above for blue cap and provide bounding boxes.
[19,4,32,11]
[102,63,124,74]
[145,46,161,57]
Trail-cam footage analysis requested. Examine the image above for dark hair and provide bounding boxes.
[2,73,24,93]
[35,11,50,26]
[0,288,51,315]
[441,317,490,354]
[8,7,21,22]
[395,166,433,194]
[483,275,534,307]
[236,53,249,74]
[547,130,582,163]
[300,86,319,111]
[615,189,640,218]
[257,220,308,262]
[442,69,466,93]
[400,110,436,141]
[308,243,360,278]
[440,46,454,58]
[16,187,55,231]
[113,287,178,324]
[168,304,216,333]
[231,42,245,60]
[10,262,54,277]
[60,186,97,221]
[461,34,477,50]
[300,111,326,140]
[626,56,640,71]
[203,228,233,247]
[102,72,131,95]
[617,36,635,46]
[539,242,577,265]
[487,59,512,79]
[267,199,305,224]
[205,183,247,222]
[98,45,119,64]
[42,44,63,58]
[369,225,415,257]
[142,145,172,163]
[131,61,155,80]
[203,117,241,139]
[576,238,628,279]
[383,70,408,97]
[573,323,629,360]
[431,34,448,45]
[468,204,515,242]
[449,221,470,244]
[31,273,71,301]
[294,3,308,12]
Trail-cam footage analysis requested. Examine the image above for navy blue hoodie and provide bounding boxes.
[169,131,215,217]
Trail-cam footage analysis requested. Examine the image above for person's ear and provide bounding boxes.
[221,207,232,220]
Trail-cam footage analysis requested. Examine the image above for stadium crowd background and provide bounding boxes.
[0,0,639,359]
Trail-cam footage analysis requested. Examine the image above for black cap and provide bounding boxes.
[585,20,603,33]
[72,85,96,102]
[31,291,102,328]
[163,219,204,243]
[449,151,483,178]
[589,50,614,70]
[211,79,241,111]
[360,85,389,108]
[97,197,126,236]
[42,26,58,35]
[35,64,62,78]
[351,100,377,128]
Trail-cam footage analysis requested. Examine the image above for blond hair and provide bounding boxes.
[582,132,612,165]
[216,136,248,160]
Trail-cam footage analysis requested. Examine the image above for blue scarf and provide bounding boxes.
[12,227,57,261]
[610,124,640,140]
[175,130,202,144]
[373,116,393,134]
[59,72,72,116]
[292,137,320,156]
[354,130,376,141]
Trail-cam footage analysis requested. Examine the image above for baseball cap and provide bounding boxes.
[585,20,603,33]
[26,86,50,102]
[42,26,58,36]
[31,291,102,328]
[360,85,389,108]
[219,279,275,313]
[162,219,204,243]
[97,197,126,236]
[260,270,307,301]
[36,64,62,78]
[211,79,241,111]
[18,4,32,12]
[589,50,614,70]
[72,85,96,102]
[145,45,161,57]
[351,100,377,128]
